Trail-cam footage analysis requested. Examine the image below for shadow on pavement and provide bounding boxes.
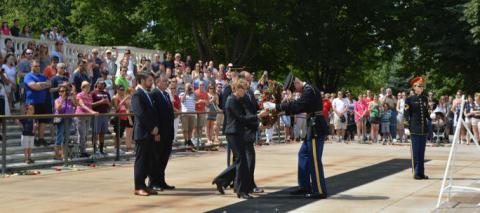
[206,158,414,213]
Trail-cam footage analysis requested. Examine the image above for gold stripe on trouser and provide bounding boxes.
[312,138,323,194]
[410,140,414,176]
[230,149,234,166]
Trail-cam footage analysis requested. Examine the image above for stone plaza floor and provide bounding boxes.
[1,142,479,212]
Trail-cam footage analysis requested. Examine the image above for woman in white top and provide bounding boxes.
[468,93,480,143]
[396,92,406,142]
[0,70,12,116]
[2,53,17,109]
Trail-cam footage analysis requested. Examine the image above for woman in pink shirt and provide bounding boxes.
[354,94,367,142]
[75,81,98,157]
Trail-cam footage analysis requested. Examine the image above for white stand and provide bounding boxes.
[437,95,480,208]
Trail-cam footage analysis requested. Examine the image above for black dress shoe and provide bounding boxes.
[237,193,253,199]
[160,184,175,190]
[304,193,327,199]
[289,187,310,195]
[149,185,164,191]
[414,175,429,180]
[214,182,225,194]
[252,187,264,193]
[145,188,158,195]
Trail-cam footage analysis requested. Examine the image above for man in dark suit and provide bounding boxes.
[131,72,159,196]
[150,74,176,190]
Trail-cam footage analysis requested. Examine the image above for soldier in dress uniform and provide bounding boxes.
[263,73,329,199]
[405,76,430,180]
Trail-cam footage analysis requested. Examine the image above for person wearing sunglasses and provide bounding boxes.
[54,85,75,160]
[24,60,52,147]
[404,76,430,180]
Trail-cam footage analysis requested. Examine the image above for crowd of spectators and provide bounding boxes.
[1,18,69,42]
[1,18,479,165]
[321,88,480,146]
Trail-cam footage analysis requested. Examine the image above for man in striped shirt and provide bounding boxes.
[180,83,197,151]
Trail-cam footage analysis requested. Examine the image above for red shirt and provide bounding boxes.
[195,89,208,112]
[172,94,180,111]
[44,65,57,79]
[323,98,332,120]
[91,90,111,113]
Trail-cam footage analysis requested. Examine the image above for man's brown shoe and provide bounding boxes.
[134,189,150,196]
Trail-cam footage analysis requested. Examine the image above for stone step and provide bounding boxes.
[1,132,286,165]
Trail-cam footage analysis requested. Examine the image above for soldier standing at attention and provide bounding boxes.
[405,76,430,180]
[263,73,329,199]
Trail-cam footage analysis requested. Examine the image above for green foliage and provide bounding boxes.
[464,0,480,44]
[1,0,479,95]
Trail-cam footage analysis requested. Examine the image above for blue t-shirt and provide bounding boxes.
[163,60,174,69]
[73,71,91,93]
[92,57,103,88]
[24,72,48,104]
[193,79,208,91]
[51,50,64,63]
[20,118,35,136]
[381,109,392,123]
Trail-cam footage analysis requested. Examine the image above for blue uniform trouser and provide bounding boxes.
[411,134,427,176]
[298,133,327,195]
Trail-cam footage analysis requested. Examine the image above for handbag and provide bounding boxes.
[53,100,66,124]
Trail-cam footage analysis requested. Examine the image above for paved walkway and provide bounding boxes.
[1,142,479,212]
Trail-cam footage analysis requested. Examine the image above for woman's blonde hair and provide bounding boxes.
[232,78,248,93]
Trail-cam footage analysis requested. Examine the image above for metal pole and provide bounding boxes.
[91,115,96,162]
[63,118,70,166]
[276,121,281,143]
[437,95,465,207]
[2,118,6,177]
[196,112,200,148]
[115,115,120,161]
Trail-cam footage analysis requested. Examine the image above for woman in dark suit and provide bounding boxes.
[221,78,268,199]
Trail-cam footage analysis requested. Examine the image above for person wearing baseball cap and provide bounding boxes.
[405,76,430,180]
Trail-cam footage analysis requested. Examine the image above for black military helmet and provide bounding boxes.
[284,72,295,92]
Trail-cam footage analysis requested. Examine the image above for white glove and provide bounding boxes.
[263,101,276,110]
[404,128,410,136]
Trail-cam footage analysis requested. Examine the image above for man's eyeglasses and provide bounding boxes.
[26,52,33,55]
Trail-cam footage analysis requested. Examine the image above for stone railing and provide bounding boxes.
[0,35,163,72]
